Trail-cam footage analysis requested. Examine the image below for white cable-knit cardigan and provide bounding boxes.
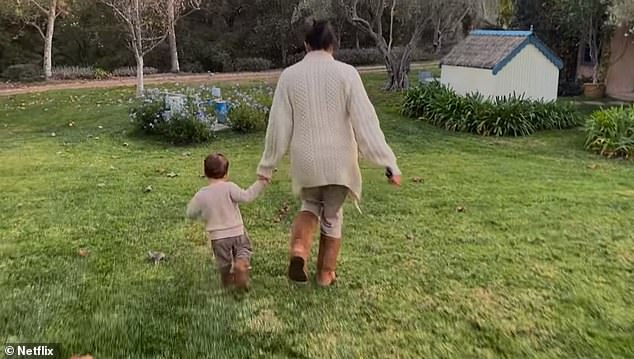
[257,51,400,200]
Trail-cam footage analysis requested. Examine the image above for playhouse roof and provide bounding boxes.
[441,30,564,75]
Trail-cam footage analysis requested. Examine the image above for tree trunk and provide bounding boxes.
[135,54,145,97]
[168,1,180,73]
[43,0,57,80]
[378,46,411,91]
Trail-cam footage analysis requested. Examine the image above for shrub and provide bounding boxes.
[181,62,205,73]
[1,64,44,82]
[94,68,111,80]
[113,66,159,77]
[51,66,96,80]
[402,82,581,136]
[233,58,273,72]
[129,89,215,145]
[335,48,382,66]
[585,105,634,158]
[226,85,273,133]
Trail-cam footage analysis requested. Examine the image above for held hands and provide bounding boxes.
[389,175,402,187]
[385,167,402,187]
[257,175,271,184]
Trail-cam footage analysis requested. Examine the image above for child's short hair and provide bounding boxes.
[204,153,229,179]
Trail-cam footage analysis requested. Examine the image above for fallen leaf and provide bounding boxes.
[144,185,153,193]
[587,164,598,170]
[87,134,93,138]
[56,151,62,155]
[274,202,290,223]
[412,176,424,183]
[111,155,120,159]
[199,175,206,179]
[406,233,416,241]
[78,248,90,257]
[456,206,466,213]
[182,151,192,157]
[97,183,106,188]
[123,142,129,147]
[94,137,100,140]
[166,172,178,178]
[109,165,116,170]
[156,168,166,174]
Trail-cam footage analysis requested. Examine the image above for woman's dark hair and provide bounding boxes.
[305,20,337,51]
[204,153,230,179]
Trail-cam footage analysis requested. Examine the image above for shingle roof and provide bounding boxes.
[441,30,564,75]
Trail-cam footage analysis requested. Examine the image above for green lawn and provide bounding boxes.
[1,75,633,358]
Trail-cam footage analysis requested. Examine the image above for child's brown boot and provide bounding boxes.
[233,259,250,290]
[220,270,234,288]
[288,211,319,283]
[316,234,341,287]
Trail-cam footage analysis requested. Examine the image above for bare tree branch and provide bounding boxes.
[26,0,49,15]
[26,21,46,39]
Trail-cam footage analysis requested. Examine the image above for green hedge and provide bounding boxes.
[585,105,634,159]
[402,82,581,137]
[2,64,44,82]
[233,58,273,72]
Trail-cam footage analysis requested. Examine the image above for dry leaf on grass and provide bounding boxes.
[143,185,153,193]
[274,202,290,223]
[456,206,466,213]
[587,164,598,170]
[78,248,90,257]
[412,176,424,183]
[166,172,178,178]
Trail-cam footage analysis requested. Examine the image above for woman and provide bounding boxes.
[257,21,402,287]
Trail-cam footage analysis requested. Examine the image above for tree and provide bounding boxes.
[8,0,69,79]
[167,0,201,73]
[296,0,482,91]
[100,0,171,96]
[553,0,611,84]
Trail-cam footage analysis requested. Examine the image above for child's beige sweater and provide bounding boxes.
[257,50,400,200]
[186,181,266,240]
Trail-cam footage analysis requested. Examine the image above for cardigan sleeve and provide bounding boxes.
[347,69,401,175]
[257,73,293,179]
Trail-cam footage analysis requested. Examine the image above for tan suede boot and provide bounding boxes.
[288,211,319,283]
[316,234,341,287]
[233,259,250,290]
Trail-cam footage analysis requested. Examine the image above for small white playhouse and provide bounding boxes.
[440,30,563,101]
